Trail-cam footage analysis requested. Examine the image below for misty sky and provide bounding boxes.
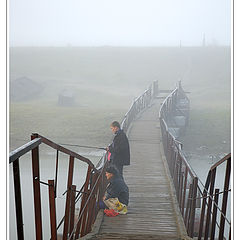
[10,0,231,46]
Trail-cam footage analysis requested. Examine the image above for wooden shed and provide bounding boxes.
[58,89,75,106]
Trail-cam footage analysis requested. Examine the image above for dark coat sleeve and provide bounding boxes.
[109,131,130,166]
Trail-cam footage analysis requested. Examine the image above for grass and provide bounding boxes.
[181,106,231,155]
[10,102,126,150]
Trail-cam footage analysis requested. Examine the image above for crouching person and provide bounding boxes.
[103,166,129,215]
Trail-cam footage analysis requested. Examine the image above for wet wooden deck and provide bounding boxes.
[91,98,190,240]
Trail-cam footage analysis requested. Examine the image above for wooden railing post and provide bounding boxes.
[48,180,57,240]
[218,157,231,240]
[189,177,198,237]
[210,188,220,240]
[13,158,24,240]
[69,185,76,240]
[62,156,75,240]
[198,172,211,239]
[75,165,92,239]
[181,168,188,215]
[185,183,193,228]
[204,169,216,240]
[85,172,99,234]
[31,134,43,240]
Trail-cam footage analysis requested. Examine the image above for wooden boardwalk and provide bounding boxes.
[91,98,190,240]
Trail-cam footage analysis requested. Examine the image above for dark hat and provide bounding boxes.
[106,166,119,176]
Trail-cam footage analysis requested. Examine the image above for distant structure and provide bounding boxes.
[58,89,75,106]
[10,76,44,101]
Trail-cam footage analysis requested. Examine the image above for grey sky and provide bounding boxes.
[10,0,231,46]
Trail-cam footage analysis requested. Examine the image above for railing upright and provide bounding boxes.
[13,158,24,240]
[218,156,231,240]
[159,82,231,239]
[48,179,57,240]
[31,134,43,240]
[62,156,75,240]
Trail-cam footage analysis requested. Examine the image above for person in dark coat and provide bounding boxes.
[104,166,129,206]
[106,121,130,175]
[101,166,129,215]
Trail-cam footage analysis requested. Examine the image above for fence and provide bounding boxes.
[9,81,158,240]
[9,133,108,240]
[159,82,231,239]
[121,80,158,132]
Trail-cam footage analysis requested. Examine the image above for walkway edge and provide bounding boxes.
[159,134,193,240]
[78,209,104,240]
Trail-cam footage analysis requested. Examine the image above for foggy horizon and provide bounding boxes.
[9,44,232,48]
[9,0,231,47]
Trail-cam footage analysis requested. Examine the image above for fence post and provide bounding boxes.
[198,172,211,239]
[210,188,220,240]
[13,158,24,240]
[75,165,92,239]
[188,177,198,237]
[48,180,57,240]
[31,134,43,240]
[69,185,76,240]
[185,183,193,228]
[218,157,231,240]
[204,169,216,240]
[181,168,188,215]
[86,171,99,234]
[62,156,75,240]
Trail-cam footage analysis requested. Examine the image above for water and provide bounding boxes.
[187,153,231,238]
[9,145,104,239]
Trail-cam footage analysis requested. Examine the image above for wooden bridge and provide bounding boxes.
[9,81,231,240]
[94,95,189,240]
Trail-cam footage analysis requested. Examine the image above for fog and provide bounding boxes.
[10,0,231,47]
[9,45,231,239]
[8,0,232,239]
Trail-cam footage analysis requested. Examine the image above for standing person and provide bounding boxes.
[106,121,130,175]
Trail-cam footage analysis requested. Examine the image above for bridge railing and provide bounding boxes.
[159,82,231,239]
[121,80,158,132]
[9,133,108,240]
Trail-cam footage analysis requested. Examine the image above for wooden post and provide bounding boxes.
[181,168,188,215]
[13,158,24,240]
[185,183,193,227]
[204,169,216,240]
[31,135,43,240]
[62,156,75,240]
[210,189,219,240]
[198,172,211,239]
[69,185,76,240]
[218,158,231,240]
[48,180,57,240]
[189,177,198,237]
[75,165,92,239]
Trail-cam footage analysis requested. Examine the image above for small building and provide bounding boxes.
[10,76,44,101]
[58,89,75,106]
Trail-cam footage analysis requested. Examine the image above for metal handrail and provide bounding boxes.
[159,81,231,239]
[121,86,153,131]
[9,138,42,163]
[33,133,96,170]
